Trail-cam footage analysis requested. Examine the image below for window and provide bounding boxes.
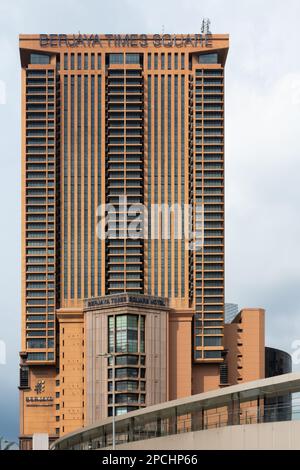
[204,350,222,358]
[114,381,139,392]
[77,53,82,70]
[126,53,140,64]
[115,393,139,404]
[140,316,145,353]
[181,53,185,69]
[199,53,219,64]
[174,53,178,69]
[97,53,101,69]
[115,355,139,366]
[27,339,46,348]
[26,315,46,321]
[204,328,223,335]
[30,54,50,65]
[27,352,46,360]
[19,366,29,388]
[108,314,144,353]
[109,54,123,65]
[204,336,222,346]
[109,406,138,416]
[84,53,88,69]
[115,368,139,379]
[167,53,171,70]
[194,350,202,359]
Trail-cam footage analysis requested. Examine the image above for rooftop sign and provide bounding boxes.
[39,32,213,49]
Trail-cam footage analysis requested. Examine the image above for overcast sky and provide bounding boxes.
[0,0,300,443]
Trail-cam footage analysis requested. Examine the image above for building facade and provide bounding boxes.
[19,33,229,449]
[224,308,266,385]
[264,346,292,422]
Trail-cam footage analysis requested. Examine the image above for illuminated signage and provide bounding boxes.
[39,33,213,49]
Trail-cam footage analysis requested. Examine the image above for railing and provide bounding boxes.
[51,374,300,450]
[53,399,300,450]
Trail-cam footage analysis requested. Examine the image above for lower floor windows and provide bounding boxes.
[26,339,46,348]
[108,406,139,416]
[27,352,46,361]
[203,336,222,346]
[204,350,222,359]
[108,393,142,404]
[108,380,146,392]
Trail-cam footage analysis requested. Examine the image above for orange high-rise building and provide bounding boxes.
[19,32,230,449]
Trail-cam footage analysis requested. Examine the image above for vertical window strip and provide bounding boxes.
[70,75,75,298]
[97,75,102,295]
[147,53,151,70]
[154,75,158,296]
[181,53,185,70]
[84,76,88,298]
[181,75,185,298]
[168,75,172,298]
[84,53,88,70]
[64,53,68,70]
[77,76,82,298]
[161,75,165,298]
[63,76,68,298]
[91,75,95,297]
[174,75,178,297]
[174,53,178,70]
[78,53,82,70]
[147,76,152,294]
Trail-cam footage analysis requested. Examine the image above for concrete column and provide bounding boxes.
[128,417,135,442]
[169,406,178,435]
[228,393,240,425]
[191,408,203,432]
[257,395,264,423]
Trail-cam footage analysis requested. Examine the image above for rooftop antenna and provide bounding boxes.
[201,18,212,35]
[162,24,165,35]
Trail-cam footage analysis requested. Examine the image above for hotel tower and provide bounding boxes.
[19,32,229,449]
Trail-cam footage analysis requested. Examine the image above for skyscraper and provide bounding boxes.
[19,32,229,449]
